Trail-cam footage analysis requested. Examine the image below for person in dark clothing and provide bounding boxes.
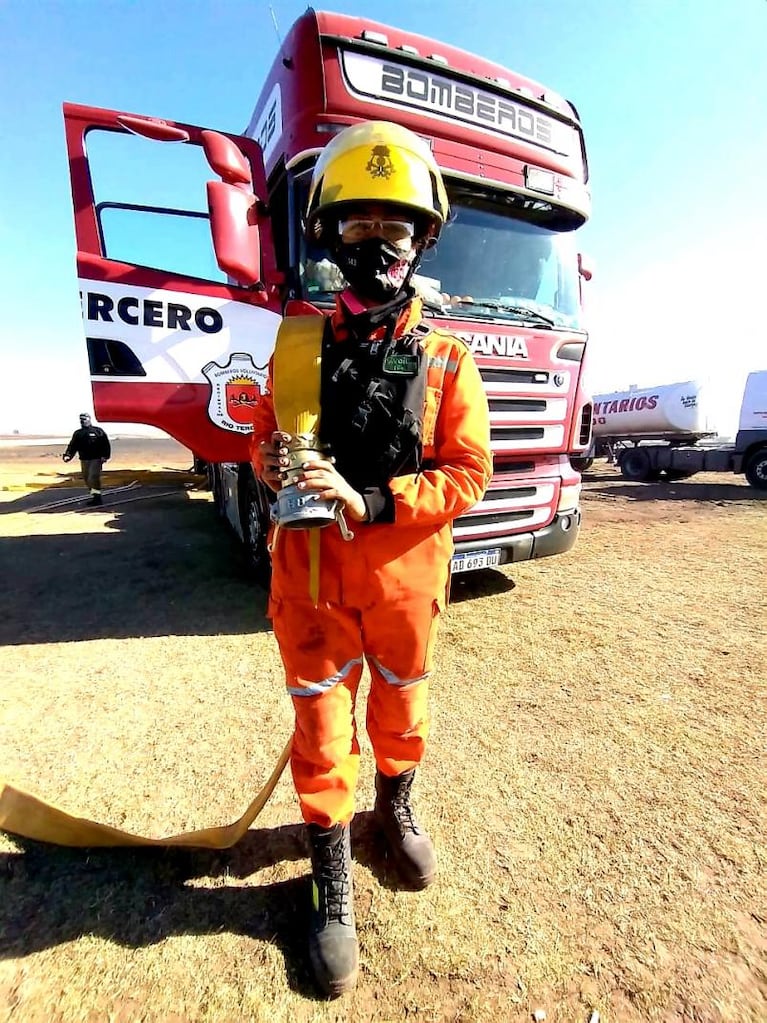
[62,413,111,505]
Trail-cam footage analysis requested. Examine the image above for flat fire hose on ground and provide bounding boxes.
[0,739,291,848]
[0,321,325,849]
[80,488,179,510]
[33,481,141,512]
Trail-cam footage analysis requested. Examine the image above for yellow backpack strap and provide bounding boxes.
[272,315,326,437]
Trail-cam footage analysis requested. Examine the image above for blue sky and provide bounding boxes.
[1,0,765,435]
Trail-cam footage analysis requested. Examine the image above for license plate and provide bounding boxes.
[451,548,501,574]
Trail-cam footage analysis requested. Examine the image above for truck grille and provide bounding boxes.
[479,366,570,454]
[579,403,593,445]
[453,480,557,542]
[452,362,575,544]
[481,368,549,385]
[488,398,546,413]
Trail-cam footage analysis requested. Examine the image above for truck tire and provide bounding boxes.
[744,447,767,490]
[570,455,594,472]
[211,465,226,519]
[619,448,654,482]
[241,473,272,585]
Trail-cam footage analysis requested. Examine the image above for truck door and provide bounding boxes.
[63,102,283,462]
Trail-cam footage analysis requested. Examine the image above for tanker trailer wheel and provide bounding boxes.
[619,447,654,482]
[744,447,767,490]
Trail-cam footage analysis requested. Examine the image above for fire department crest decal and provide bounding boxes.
[202,353,268,434]
[366,145,395,179]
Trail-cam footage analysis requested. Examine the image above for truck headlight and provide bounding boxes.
[557,483,581,512]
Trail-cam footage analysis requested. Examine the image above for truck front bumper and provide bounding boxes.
[453,508,581,565]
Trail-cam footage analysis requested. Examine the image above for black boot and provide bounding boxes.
[374,769,436,889]
[307,822,358,997]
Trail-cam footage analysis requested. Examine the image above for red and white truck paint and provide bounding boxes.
[63,9,594,578]
[573,373,767,487]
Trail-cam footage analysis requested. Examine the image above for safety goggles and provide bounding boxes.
[338,217,415,244]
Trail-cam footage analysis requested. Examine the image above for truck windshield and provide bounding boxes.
[299,178,584,330]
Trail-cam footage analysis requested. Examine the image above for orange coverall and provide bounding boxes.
[250,296,492,827]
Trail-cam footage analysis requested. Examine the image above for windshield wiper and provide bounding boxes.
[454,299,556,327]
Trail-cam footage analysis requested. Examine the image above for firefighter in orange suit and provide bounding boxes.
[250,121,492,997]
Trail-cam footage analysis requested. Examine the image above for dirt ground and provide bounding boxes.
[0,445,765,1023]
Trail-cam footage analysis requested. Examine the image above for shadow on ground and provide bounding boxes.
[0,813,394,999]
[0,493,268,645]
[579,460,767,504]
[0,825,313,995]
[450,567,515,602]
[584,478,767,503]
[0,469,199,512]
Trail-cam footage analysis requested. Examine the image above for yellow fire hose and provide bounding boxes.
[272,316,323,441]
[0,740,291,848]
[0,318,327,850]
[272,315,326,606]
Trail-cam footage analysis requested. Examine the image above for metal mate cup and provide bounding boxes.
[272,433,339,529]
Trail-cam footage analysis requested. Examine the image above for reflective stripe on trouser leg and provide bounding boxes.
[271,599,365,828]
[363,597,442,777]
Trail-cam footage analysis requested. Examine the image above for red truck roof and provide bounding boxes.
[246,9,588,216]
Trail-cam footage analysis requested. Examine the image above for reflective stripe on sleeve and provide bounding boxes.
[427,354,459,374]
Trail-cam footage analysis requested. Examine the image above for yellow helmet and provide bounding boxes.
[305,121,450,245]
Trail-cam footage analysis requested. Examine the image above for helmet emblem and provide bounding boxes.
[366,145,395,179]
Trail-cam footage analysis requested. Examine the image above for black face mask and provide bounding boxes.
[333,238,415,303]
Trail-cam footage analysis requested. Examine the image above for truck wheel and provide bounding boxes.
[619,448,653,482]
[744,447,767,490]
[241,475,272,585]
[570,456,594,472]
[211,465,226,518]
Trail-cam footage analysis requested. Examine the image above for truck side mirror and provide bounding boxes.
[201,130,252,186]
[206,180,263,289]
[578,252,594,281]
[201,130,265,290]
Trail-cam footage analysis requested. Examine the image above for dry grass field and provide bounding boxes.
[1,442,765,1023]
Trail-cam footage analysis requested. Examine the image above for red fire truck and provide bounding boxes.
[63,9,593,580]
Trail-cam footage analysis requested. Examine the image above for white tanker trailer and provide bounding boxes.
[571,371,767,489]
[592,379,715,441]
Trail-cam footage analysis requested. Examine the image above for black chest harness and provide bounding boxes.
[319,317,429,492]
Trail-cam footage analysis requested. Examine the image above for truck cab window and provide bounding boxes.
[87,129,227,284]
[291,170,345,304]
[267,165,290,275]
[290,170,582,327]
[418,193,582,328]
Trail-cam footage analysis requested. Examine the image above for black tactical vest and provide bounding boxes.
[319,319,429,492]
